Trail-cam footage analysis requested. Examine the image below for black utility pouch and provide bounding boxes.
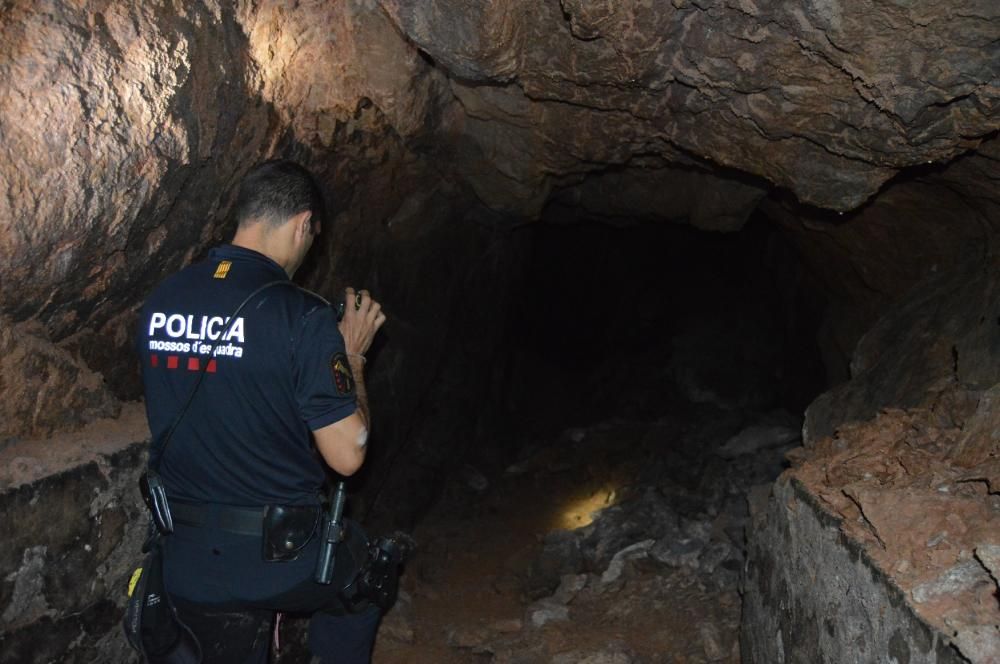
[262,505,320,562]
[140,470,174,537]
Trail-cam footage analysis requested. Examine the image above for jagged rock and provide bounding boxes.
[1,546,49,625]
[0,317,120,442]
[526,599,570,628]
[764,143,1000,383]
[545,167,767,232]
[650,537,704,570]
[551,644,635,664]
[581,487,682,567]
[975,545,1000,588]
[804,256,1000,446]
[382,0,998,212]
[700,622,726,661]
[3,2,999,661]
[715,420,800,459]
[551,574,588,605]
[526,530,585,599]
[951,385,1000,471]
[600,540,655,585]
[951,626,1000,663]
[911,559,994,605]
[699,541,740,576]
[4,0,1000,445]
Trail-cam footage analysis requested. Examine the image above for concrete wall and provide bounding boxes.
[0,440,147,664]
[742,478,968,664]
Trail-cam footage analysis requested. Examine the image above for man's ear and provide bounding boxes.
[291,210,313,240]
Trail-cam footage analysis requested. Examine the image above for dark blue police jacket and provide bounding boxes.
[137,244,356,507]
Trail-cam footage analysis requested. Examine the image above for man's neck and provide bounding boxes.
[231,229,294,277]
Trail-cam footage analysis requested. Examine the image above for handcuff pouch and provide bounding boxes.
[139,470,174,538]
[262,505,320,562]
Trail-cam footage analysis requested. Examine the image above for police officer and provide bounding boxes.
[137,160,386,663]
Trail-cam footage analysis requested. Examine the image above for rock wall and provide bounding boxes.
[743,478,969,664]
[3,0,998,442]
[0,408,149,664]
[2,1,1000,660]
[0,3,527,658]
[0,0,530,517]
[804,253,1000,445]
[768,138,1000,383]
[744,213,1000,663]
[382,0,999,212]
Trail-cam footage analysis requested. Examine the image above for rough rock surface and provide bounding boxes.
[0,317,120,443]
[767,138,1000,382]
[743,476,971,664]
[375,408,777,663]
[2,1,1000,660]
[0,0,532,528]
[804,253,1000,445]
[3,0,1000,447]
[749,211,1000,663]
[783,407,1000,662]
[0,415,148,663]
[383,0,999,212]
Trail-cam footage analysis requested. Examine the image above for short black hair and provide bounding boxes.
[234,160,326,229]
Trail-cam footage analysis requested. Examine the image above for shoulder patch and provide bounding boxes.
[331,352,355,396]
[213,260,232,279]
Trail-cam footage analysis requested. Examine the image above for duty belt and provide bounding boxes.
[170,502,267,536]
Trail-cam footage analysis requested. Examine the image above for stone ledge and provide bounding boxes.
[0,406,149,664]
[742,476,970,664]
[0,402,149,493]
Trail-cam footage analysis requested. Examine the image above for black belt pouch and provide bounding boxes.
[262,505,320,562]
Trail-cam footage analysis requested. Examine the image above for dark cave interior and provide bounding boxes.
[511,212,828,424]
[1,2,998,662]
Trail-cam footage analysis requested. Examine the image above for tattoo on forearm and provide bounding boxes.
[349,357,370,430]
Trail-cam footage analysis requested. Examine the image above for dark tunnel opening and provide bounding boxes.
[505,212,828,433]
[362,206,841,663]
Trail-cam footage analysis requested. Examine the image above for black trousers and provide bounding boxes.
[163,520,379,664]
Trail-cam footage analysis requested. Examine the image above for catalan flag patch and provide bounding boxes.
[331,352,355,396]
[213,260,232,279]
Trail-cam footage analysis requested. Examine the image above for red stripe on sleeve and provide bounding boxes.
[206,359,218,373]
[166,356,179,369]
[187,357,200,371]
[150,354,159,368]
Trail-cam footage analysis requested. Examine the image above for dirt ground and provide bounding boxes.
[371,417,748,664]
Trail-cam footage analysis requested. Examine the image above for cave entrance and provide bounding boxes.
[368,210,828,663]
[509,211,827,428]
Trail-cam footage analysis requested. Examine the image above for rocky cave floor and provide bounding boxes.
[364,403,798,664]
[350,392,1000,664]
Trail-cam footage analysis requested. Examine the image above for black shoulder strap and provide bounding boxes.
[149,279,293,472]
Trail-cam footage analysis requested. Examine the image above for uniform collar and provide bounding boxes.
[209,244,288,278]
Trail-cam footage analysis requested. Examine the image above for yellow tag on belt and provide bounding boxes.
[127,567,143,597]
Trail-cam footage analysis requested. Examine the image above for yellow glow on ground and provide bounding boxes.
[557,487,617,530]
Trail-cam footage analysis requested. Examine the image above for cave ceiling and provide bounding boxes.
[382,0,999,213]
[0,0,998,440]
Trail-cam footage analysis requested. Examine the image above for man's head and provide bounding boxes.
[235,159,325,232]
[232,160,326,277]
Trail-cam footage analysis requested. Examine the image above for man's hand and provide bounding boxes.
[314,289,384,475]
[338,287,386,357]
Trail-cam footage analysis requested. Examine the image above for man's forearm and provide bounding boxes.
[348,356,370,431]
